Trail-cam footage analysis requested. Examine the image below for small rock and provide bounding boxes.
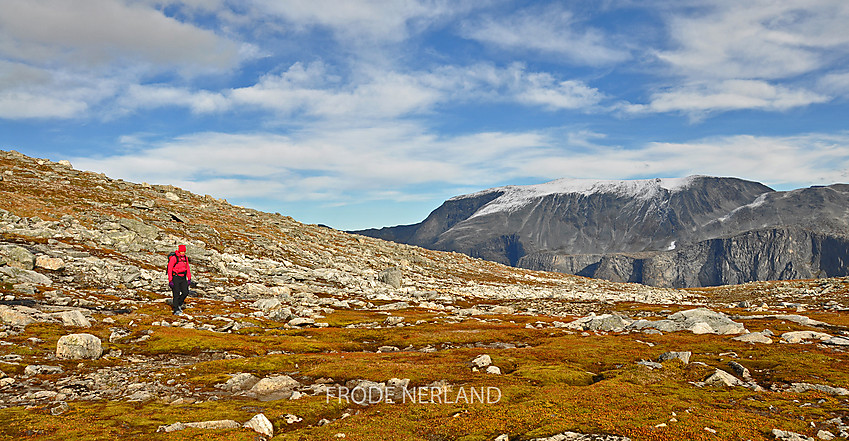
[703,369,744,387]
[772,428,815,441]
[284,414,302,424]
[658,351,691,364]
[24,365,63,376]
[486,366,502,375]
[471,354,492,369]
[817,430,835,440]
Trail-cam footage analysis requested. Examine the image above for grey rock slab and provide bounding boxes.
[733,331,773,344]
[781,331,833,344]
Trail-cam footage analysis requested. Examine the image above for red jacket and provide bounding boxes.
[167,253,191,282]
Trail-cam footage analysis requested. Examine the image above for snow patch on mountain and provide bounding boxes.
[457,176,704,219]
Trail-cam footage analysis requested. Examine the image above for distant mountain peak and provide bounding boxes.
[455,175,707,218]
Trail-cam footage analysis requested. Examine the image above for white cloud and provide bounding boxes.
[246,0,464,44]
[71,124,849,210]
[461,4,630,66]
[0,0,243,70]
[625,79,829,118]
[119,84,230,114]
[657,0,849,80]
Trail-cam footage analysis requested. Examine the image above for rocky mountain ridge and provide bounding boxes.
[355,176,849,288]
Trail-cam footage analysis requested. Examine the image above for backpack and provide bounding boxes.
[166,252,189,275]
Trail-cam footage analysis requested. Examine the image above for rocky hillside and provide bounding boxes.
[355,176,849,288]
[1,150,848,441]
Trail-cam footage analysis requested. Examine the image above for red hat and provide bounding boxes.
[177,245,186,253]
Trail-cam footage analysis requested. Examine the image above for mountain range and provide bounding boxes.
[354,176,849,288]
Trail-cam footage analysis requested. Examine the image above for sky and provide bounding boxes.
[2,0,849,230]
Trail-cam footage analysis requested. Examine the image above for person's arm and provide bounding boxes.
[167,256,175,283]
[186,259,192,283]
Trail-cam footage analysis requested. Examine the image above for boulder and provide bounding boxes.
[1,245,35,270]
[0,267,53,286]
[250,375,300,395]
[0,305,36,327]
[56,333,102,359]
[378,267,402,288]
[244,413,274,437]
[219,373,260,392]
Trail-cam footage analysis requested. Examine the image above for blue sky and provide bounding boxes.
[2,0,849,230]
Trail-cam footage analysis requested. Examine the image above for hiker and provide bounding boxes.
[167,245,192,315]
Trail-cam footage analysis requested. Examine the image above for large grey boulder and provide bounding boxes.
[0,305,36,327]
[0,267,53,286]
[56,333,102,359]
[219,373,260,392]
[250,375,300,396]
[378,267,402,288]
[0,245,35,269]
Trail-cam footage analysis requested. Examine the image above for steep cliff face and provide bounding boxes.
[519,227,849,288]
[354,176,849,287]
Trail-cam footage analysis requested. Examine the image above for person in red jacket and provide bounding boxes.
[167,244,192,315]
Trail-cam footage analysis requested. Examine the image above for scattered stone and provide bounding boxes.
[56,333,102,359]
[703,369,745,387]
[733,331,773,344]
[24,365,63,376]
[528,432,631,440]
[788,383,849,396]
[35,256,65,271]
[727,361,752,380]
[817,430,835,440]
[283,414,302,425]
[782,331,833,344]
[471,354,492,369]
[486,365,502,375]
[288,317,315,327]
[59,310,91,328]
[772,428,815,441]
[658,351,691,364]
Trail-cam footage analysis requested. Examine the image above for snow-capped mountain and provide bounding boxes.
[354,176,849,288]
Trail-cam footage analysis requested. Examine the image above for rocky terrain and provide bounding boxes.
[355,176,849,288]
[1,150,848,440]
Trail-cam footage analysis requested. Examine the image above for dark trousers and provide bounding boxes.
[171,275,189,311]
